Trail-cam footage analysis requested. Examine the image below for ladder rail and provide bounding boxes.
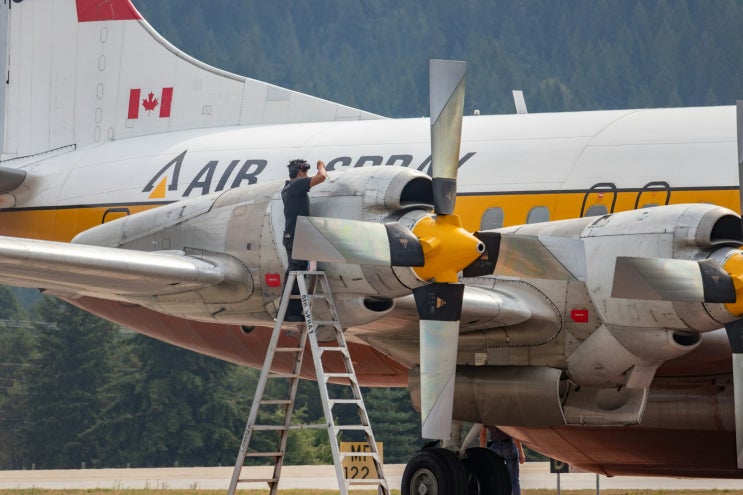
[270,321,308,487]
[298,274,349,494]
[228,270,389,495]
[299,271,389,495]
[227,275,300,495]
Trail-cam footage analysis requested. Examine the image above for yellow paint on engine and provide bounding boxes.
[411,213,483,283]
[724,252,743,316]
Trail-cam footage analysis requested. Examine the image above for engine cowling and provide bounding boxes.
[498,203,743,389]
[73,167,436,327]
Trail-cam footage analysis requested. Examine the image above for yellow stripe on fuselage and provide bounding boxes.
[0,204,162,242]
[455,188,739,232]
[0,188,737,243]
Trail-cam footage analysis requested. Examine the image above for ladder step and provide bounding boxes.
[329,399,362,406]
[339,451,381,458]
[244,452,284,457]
[319,346,347,353]
[313,320,338,326]
[288,423,328,430]
[334,425,370,431]
[347,478,387,485]
[274,347,303,352]
[260,399,292,405]
[250,425,290,431]
[238,477,278,483]
[268,372,300,379]
[324,372,354,379]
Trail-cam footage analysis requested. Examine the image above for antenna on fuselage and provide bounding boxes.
[513,90,528,114]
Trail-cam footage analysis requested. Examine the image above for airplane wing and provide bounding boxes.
[0,235,237,299]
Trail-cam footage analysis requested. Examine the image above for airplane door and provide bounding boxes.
[634,181,671,209]
[580,183,617,217]
[102,207,130,223]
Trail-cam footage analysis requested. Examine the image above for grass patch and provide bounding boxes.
[3,491,743,495]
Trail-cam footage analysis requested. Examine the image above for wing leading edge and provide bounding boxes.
[0,235,231,299]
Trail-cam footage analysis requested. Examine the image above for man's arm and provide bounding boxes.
[310,160,327,187]
[515,439,525,464]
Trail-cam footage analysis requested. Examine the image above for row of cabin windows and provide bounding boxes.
[479,203,660,230]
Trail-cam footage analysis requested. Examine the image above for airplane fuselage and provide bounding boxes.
[1,106,737,241]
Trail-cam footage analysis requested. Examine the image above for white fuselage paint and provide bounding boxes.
[6,105,736,210]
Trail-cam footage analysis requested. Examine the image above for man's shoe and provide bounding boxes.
[284,312,304,322]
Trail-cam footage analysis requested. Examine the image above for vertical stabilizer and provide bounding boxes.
[1,0,382,161]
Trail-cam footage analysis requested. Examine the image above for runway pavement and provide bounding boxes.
[3,462,743,491]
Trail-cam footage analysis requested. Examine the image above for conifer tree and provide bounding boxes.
[20,297,116,469]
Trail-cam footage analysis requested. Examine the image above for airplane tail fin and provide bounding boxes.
[0,0,381,162]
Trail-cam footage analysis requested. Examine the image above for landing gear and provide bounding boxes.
[401,447,467,495]
[401,445,513,495]
[463,447,512,495]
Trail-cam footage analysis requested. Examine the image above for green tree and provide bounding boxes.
[0,286,31,469]
[94,335,245,467]
[20,297,117,469]
[364,387,422,463]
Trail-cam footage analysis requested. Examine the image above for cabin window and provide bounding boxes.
[480,207,504,230]
[585,204,608,217]
[527,206,549,224]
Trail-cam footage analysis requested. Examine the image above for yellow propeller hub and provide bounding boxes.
[724,251,743,316]
[411,214,484,283]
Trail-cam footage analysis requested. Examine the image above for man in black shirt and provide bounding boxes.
[281,158,326,321]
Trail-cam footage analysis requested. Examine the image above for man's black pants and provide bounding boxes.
[282,234,308,321]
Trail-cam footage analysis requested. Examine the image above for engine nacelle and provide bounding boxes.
[499,203,742,389]
[500,203,742,332]
[73,167,435,326]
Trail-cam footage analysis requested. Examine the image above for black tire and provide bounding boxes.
[402,447,467,495]
[463,447,512,495]
[432,447,467,494]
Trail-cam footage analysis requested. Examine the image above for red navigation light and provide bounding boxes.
[265,273,282,287]
[570,309,589,323]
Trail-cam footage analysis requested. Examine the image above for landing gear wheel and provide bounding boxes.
[402,447,467,495]
[463,447,512,495]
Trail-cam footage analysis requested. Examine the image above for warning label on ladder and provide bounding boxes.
[341,442,383,479]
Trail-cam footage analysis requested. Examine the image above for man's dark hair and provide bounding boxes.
[287,159,310,178]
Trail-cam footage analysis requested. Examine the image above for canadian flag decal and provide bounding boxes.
[128,88,173,119]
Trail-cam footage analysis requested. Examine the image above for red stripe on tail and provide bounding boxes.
[76,0,142,22]
[128,89,141,119]
[160,88,173,118]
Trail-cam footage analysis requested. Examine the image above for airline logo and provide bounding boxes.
[128,88,173,119]
[142,150,476,199]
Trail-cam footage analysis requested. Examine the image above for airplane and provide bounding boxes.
[3,0,743,493]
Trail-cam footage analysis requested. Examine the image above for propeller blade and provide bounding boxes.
[292,216,424,266]
[414,282,465,439]
[611,256,736,303]
[462,233,586,281]
[429,59,466,215]
[725,319,743,468]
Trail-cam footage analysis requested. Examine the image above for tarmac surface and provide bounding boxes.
[3,462,743,490]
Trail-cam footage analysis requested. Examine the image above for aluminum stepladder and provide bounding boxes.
[227,270,389,495]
